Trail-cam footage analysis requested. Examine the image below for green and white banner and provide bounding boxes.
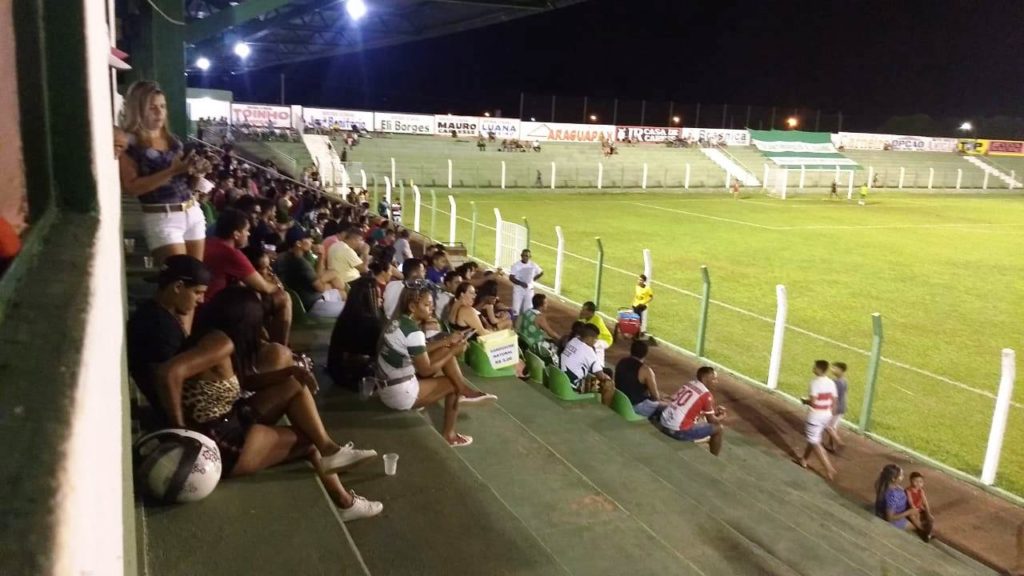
[749,130,859,170]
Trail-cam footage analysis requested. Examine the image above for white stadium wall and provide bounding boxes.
[833,132,957,152]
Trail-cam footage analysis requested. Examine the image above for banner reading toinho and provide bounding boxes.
[520,121,615,143]
[302,108,373,131]
[231,103,293,128]
[374,112,435,135]
[434,115,521,139]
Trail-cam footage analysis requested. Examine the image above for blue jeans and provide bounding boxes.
[632,399,662,418]
[660,422,715,442]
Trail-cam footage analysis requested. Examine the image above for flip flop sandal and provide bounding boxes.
[448,433,474,448]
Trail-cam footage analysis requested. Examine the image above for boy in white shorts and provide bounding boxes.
[796,360,838,480]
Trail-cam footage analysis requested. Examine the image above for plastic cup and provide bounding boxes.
[143,256,154,269]
[383,453,399,476]
[123,238,136,254]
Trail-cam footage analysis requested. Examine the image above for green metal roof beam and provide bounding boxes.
[185,0,298,44]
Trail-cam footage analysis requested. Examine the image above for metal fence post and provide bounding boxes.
[470,201,478,257]
[859,313,884,432]
[695,265,711,357]
[447,195,457,246]
[522,217,531,250]
[413,185,422,232]
[981,348,1016,485]
[398,179,405,210]
[384,176,392,204]
[554,226,565,295]
[766,284,788,390]
[594,237,605,309]
[493,208,503,267]
[372,175,379,209]
[430,189,437,241]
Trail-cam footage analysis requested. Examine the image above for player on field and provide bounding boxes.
[830,180,839,200]
[858,183,868,206]
[658,366,727,456]
[795,359,838,480]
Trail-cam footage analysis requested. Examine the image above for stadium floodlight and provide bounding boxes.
[672,116,681,124]
[483,112,491,117]
[195,57,211,71]
[346,0,368,21]
[530,117,535,121]
[785,116,799,129]
[959,121,973,132]
[234,42,250,58]
[589,114,597,122]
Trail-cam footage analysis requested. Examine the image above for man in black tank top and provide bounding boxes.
[613,340,665,418]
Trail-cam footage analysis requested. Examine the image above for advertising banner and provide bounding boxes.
[519,121,615,143]
[986,139,1024,156]
[373,112,435,135]
[186,97,231,122]
[615,126,683,142]
[302,107,374,130]
[834,132,957,153]
[434,115,521,139]
[681,127,750,146]
[230,103,292,128]
[957,139,989,155]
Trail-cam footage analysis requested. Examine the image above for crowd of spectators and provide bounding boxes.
[195,117,300,145]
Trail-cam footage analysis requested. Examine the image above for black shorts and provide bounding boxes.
[193,399,257,476]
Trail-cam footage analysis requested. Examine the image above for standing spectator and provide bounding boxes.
[614,340,666,418]
[119,81,208,264]
[874,464,931,540]
[276,227,345,318]
[327,225,370,288]
[631,274,654,335]
[825,361,848,453]
[579,301,613,370]
[560,324,615,405]
[796,360,838,480]
[204,209,292,345]
[393,229,413,266]
[658,366,727,455]
[509,249,543,317]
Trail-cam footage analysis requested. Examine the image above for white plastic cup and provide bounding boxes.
[143,256,154,269]
[123,238,136,254]
[383,453,399,476]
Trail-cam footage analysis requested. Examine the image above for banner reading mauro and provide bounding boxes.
[231,103,293,128]
[373,112,435,135]
[302,108,373,131]
[434,115,521,139]
[519,121,615,143]
[615,126,683,143]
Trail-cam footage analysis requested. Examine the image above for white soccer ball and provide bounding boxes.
[133,429,222,503]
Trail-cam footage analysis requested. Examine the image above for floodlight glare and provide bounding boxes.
[589,114,597,121]
[196,57,211,71]
[785,117,799,128]
[483,112,491,117]
[530,117,535,121]
[234,42,251,58]
[959,121,973,132]
[347,0,368,20]
[672,116,681,124]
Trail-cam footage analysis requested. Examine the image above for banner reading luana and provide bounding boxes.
[231,103,293,128]
[434,115,521,139]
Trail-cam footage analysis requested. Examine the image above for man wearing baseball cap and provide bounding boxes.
[126,255,210,428]
[276,225,346,318]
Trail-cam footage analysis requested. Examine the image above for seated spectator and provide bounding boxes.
[560,324,614,405]
[157,286,381,520]
[241,245,280,287]
[658,366,726,455]
[435,270,464,324]
[328,276,385,392]
[205,208,292,345]
[875,464,931,540]
[393,229,413,266]
[455,261,480,283]
[0,214,22,279]
[474,279,513,331]
[905,471,935,537]
[376,286,495,447]
[448,282,484,335]
[384,258,425,319]
[579,301,613,369]
[276,226,345,317]
[516,293,560,360]
[425,250,448,285]
[126,256,210,428]
[369,256,393,296]
[614,340,666,418]
[327,224,370,288]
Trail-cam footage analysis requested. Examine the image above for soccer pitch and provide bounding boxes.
[422,189,1024,494]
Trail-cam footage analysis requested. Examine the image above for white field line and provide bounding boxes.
[434,207,1021,408]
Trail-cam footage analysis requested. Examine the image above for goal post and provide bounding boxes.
[493,208,528,271]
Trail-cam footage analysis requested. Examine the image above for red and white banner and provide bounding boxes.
[833,132,956,153]
[374,112,435,135]
[434,115,521,139]
[231,103,292,128]
[302,108,373,130]
[520,121,615,143]
[986,139,1024,156]
[615,126,683,142]
[681,127,750,146]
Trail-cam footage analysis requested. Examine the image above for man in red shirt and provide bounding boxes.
[657,366,727,456]
[204,208,292,345]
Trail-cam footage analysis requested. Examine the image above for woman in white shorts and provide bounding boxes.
[119,81,208,264]
[376,284,494,447]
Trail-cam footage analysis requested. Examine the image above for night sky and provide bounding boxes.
[194,0,1024,132]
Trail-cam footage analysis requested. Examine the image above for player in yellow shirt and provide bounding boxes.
[579,301,613,370]
[632,274,654,335]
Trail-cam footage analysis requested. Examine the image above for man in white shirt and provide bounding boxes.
[509,249,543,317]
[559,324,614,405]
[393,229,413,266]
[327,225,369,287]
[383,258,425,319]
[796,360,838,480]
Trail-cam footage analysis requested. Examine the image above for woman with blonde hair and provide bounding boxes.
[119,80,209,264]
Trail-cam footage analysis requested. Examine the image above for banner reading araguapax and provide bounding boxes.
[373,112,435,135]
[520,121,615,143]
[302,108,373,130]
[434,115,521,139]
[231,103,293,128]
[615,126,683,142]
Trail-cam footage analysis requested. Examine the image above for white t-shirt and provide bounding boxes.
[382,280,404,319]
[808,376,837,419]
[560,337,599,386]
[435,291,454,322]
[510,260,542,290]
[394,238,413,265]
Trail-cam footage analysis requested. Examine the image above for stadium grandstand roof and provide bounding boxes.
[185,0,588,72]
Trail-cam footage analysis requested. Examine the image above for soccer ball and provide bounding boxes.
[133,429,222,503]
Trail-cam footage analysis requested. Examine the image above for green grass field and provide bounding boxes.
[411,188,1024,494]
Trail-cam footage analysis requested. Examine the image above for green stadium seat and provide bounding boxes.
[286,288,335,327]
[610,389,647,422]
[524,349,547,385]
[544,364,598,402]
[466,339,516,378]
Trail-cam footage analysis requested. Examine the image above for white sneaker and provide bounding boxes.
[460,392,498,404]
[320,442,378,474]
[337,492,383,522]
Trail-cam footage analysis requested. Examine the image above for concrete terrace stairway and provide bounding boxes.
[303,133,352,189]
[964,155,1022,188]
[701,147,760,186]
